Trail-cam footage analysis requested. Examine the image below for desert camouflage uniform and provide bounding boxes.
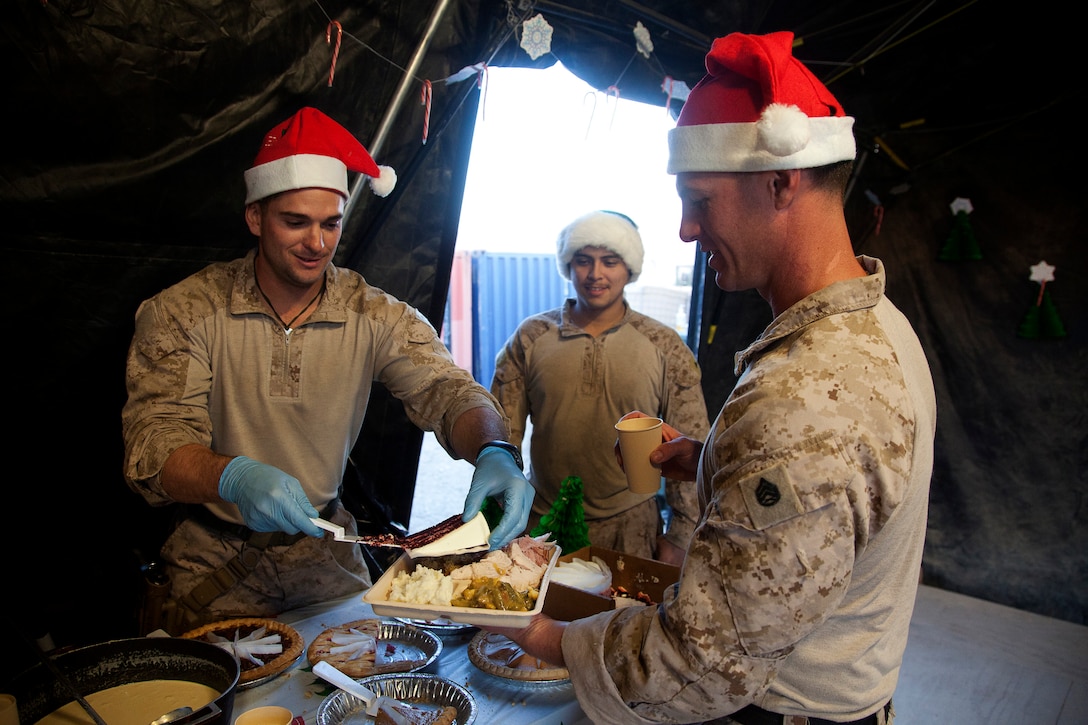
[563,257,936,724]
[122,249,504,619]
[492,301,710,557]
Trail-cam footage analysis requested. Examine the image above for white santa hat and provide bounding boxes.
[668,31,855,173]
[556,210,644,283]
[244,107,396,204]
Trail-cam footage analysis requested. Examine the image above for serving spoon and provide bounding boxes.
[26,637,108,725]
[312,661,416,725]
[150,706,193,725]
[312,661,378,704]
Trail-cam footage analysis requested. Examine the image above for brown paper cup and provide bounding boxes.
[234,706,294,725]
[0,694,16,725]
[615,417,664,494]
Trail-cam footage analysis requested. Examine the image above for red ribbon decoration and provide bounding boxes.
[873,204,885,236]
[326,21,342,87]
[420,80,433,145]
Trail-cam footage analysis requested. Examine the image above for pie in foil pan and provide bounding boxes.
[317,672,477,725]
[180,617,303,688]
[307,619,442,678]
[467,630,570,684]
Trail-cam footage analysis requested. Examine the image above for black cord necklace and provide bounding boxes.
[253,258,325,333]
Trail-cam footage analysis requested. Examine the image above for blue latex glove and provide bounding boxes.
[463,446,534,549]
[218,456,324,537]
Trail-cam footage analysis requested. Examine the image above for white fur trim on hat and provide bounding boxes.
[556,211,644,283]
[244,154,348,204]
[368,165,397,197]
[667,114,855,173]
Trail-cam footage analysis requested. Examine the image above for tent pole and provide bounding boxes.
[343,0,456,222]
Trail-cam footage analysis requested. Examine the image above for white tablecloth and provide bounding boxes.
[231,594,591,725]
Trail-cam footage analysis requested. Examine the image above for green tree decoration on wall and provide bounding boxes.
[939,197,982,261]
[1018,260,1067,339]
[531,476,590,552]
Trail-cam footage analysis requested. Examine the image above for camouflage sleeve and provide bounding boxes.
[659,333,710,548]
[564,422,860,722]
[121,294,213,505]
[372,301,506,457]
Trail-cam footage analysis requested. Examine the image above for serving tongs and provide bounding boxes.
[311,511,491,558]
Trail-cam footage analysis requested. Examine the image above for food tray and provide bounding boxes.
[363,545,561,628]
[317,672,477,725]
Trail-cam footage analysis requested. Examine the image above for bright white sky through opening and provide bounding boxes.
[455,62,698,291]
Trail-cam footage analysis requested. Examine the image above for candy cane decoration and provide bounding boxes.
[661,76,674,115]
[326,21,342,87]
[420,79,432,145]
[583,91,598,140]
[476,63,488,121]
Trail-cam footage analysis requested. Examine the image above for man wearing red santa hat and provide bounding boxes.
[122,107,533,630]
[488,31,935,724]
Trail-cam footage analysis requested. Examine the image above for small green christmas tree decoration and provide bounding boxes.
[530,476,590,552]
[1017,260,1067,339]
[939,197,982,261]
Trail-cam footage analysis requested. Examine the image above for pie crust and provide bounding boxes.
[307,618,429,678]
[181,617,303,685]
[467,630,569,682]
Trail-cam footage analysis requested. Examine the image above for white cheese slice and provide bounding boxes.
[406,511,491,558]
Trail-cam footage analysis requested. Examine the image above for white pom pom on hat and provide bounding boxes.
[668,31,856,174]
[243,107,397,204]
[556,210,644,283]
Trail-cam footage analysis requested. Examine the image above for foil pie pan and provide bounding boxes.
[317,672,477,724]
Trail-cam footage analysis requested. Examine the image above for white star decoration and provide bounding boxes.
[1029,260,1056,284]
[634,21,654,58]
[520,14,553,61]
[950,197,973,215]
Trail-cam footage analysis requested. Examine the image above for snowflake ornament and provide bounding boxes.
[1029,260,1056,284]
[520,14,553,61]
[634,21,654,58]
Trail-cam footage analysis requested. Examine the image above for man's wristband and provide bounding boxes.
[476,440,524,470]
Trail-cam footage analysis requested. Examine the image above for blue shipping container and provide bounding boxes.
[471,251,571,388]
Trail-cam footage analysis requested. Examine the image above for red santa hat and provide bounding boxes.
[668,31,855,173]
[243,107,396,204]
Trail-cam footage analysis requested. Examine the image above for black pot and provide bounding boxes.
[6,636,239,724]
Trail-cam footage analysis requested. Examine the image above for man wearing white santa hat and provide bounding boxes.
[491,209,709,563]
[488,31,935,725]
[123,107,533,630]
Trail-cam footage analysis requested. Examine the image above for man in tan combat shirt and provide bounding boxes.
[122,107,533,630]
[488,31,936,725]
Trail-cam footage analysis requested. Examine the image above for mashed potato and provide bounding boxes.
[388,564,455,605]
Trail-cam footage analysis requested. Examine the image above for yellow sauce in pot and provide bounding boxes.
[35,679,221,725]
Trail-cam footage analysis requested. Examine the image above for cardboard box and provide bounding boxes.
[542,546,680,621]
